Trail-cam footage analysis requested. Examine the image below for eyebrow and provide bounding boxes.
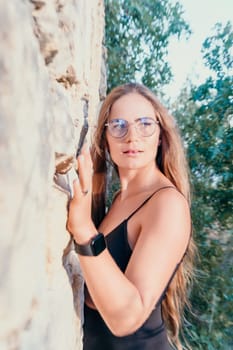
[110,116,154,121]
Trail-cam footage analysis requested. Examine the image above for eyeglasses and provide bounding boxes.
[105,117,159,138]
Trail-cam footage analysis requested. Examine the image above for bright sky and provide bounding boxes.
[165,0,233,100]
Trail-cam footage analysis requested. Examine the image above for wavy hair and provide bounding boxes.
[91,83,196,349]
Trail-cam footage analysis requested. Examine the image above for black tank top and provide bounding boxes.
[83,187,179,350]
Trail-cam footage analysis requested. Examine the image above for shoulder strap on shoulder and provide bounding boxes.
[126,186,177,221]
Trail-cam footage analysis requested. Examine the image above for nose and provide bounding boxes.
[124,123,139,141]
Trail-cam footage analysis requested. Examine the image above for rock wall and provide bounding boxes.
[0,1,105,349]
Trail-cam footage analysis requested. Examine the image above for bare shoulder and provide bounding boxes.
[148,186,190,217]
[140,186,191,257]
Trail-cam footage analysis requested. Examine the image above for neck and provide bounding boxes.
[118,164,162,201]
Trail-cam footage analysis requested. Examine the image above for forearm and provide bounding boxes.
[66,153,148,335]
[77,244,145,336]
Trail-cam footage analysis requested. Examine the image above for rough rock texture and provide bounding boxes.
[0,1,105,349]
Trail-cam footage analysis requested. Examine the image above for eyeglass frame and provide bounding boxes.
[105,117,159,138]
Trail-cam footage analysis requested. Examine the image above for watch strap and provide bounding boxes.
[74,232,106,256]
[75,242,95,256]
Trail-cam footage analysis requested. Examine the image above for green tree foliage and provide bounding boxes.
[174,22,233,349]
[104,0,190,92]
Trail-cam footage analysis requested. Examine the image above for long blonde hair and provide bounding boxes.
[91,83,196,349]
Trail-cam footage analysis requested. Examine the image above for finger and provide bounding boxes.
[77,154,92,194]
[78,143,93,173]
[72,177,83,200]
[85,146,93,169]
[79,141,88,157]
[83,146,93,175]
[74,157,79,172]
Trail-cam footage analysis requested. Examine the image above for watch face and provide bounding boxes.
[91,233,106,255]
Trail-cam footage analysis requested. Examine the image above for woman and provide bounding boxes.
[67,83,196,350]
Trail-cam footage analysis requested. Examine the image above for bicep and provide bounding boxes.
[125,191,191,312]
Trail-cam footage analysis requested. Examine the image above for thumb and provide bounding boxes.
[72,177,82,200]
[66,167,81,199]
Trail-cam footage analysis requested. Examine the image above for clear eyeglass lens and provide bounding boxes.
[136,118,156,136]
[109,119,128,137]
[107,117,157,138]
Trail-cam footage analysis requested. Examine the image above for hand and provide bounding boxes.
[66,144,96,242]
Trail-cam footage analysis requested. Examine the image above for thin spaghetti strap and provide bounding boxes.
[126,186,178,221]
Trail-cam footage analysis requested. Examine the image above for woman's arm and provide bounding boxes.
[67,147,190,336]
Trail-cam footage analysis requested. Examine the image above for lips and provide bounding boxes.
[122,149,143,154]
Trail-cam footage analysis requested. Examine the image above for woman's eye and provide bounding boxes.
[114,121,126,129]
[140,119,152,126]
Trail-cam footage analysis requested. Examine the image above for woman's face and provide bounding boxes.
[106,92,161,172]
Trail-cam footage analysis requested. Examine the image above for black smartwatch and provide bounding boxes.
[74,233,106,256]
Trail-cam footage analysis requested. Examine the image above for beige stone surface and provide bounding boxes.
[0,0,105,349]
